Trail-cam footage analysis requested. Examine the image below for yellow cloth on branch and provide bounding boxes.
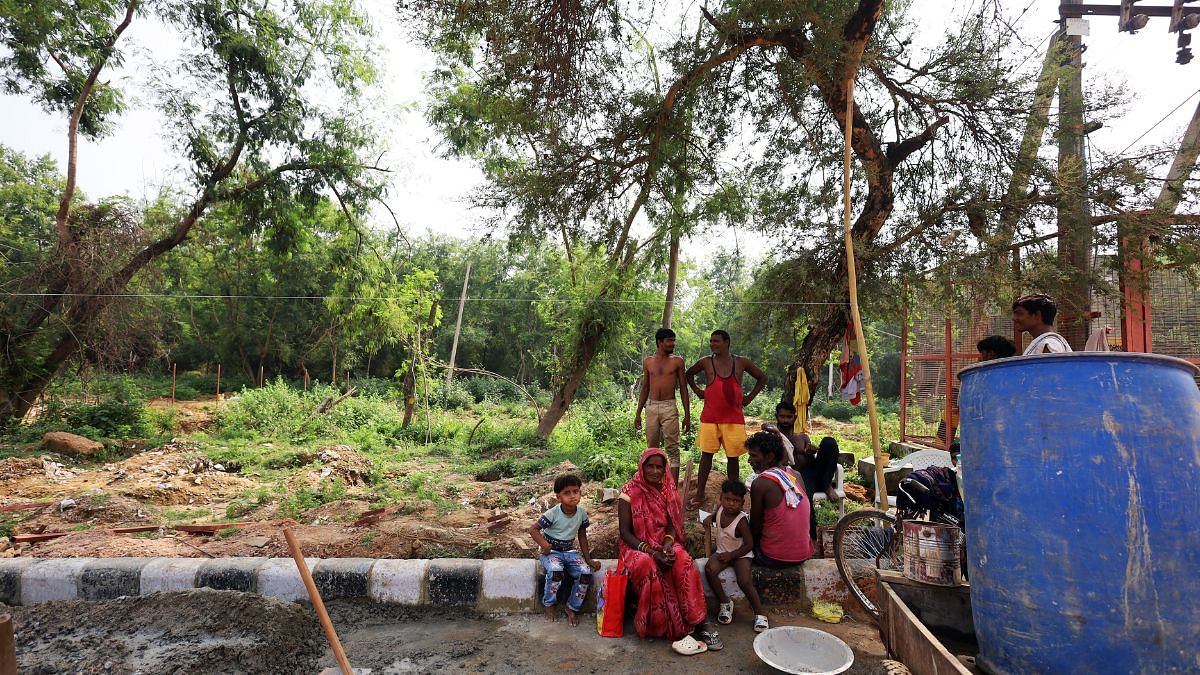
[792,366,810,433]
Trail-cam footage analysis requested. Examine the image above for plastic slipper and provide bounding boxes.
[717,601,734,625]
[754,614,770,633]
[698,628,724,651]
[671,635,708,656]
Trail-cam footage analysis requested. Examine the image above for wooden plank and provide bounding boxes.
[12,532,68,543]
[174,521,261,534]
[878,581,972,675]
[109,525,163,534]
[352,504,405,527]
[0,502,53,513]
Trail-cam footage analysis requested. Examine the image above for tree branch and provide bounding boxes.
[885,115,949,165]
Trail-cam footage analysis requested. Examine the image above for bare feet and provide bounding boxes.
[565,608,579,627]
[544,606,558,622]
[825,485,842,502]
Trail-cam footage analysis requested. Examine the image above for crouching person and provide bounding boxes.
[530,474,601,626]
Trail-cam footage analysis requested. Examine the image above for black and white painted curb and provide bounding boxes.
[0,557,847,611]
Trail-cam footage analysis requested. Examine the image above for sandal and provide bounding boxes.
[670,635,708,656]
[717,601,734,625]
[695,628,724,651]
[754,614,770,633]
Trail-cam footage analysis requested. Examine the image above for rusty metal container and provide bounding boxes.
[901,519,962,587]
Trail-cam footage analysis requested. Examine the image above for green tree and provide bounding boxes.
[0,0,385,421]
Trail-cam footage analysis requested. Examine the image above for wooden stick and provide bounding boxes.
[680,458,695,511]
[282,525,354,675]
[0,614,15,675]
[704,518,713,559]
[840,68,888,509]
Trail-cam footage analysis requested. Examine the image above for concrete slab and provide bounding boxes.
[196,557,267,593]
[427,559,481,607]
[140,558,204,594]
[695,557,746,600]
[0,558,38,605]
[80,558,150,601]
[313,558,373,600]
[21,558,93,604]
[804,558,849,603]
[480,559,538,612]
[257,557,318,602]
[368,559,428,605]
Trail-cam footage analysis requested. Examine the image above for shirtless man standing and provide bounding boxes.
[634,328,690,481]
[686,330,767,510]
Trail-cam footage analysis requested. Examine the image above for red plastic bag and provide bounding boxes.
[596,558,628,637]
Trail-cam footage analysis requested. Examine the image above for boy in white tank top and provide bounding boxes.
[702,479,769,632]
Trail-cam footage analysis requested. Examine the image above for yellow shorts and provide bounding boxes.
[697,422,747,457]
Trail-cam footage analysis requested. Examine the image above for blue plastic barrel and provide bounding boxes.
[958,352,1200,675]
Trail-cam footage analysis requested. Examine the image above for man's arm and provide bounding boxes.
[749,479,767,540]
[741,358,768,406]
[634,358,650,430]
[676,357,691,430]
[685,359,706,399]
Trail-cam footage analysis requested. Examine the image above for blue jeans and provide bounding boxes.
[541,550,593,611]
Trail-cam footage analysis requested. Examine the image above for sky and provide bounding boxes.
[1,0,1197,255]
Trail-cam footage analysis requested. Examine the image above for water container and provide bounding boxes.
[958,353,1200,675]
[902,520,962,587]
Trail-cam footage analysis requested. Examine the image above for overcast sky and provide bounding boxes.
[2,0,1197,254]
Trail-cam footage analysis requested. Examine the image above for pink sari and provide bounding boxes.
[620,448,707,640]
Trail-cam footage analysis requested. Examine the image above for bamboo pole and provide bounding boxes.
[0,614,14,675]
[282,525,354,675]
[840,75,888,511]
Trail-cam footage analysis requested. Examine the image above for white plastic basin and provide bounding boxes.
[753,626,855,675]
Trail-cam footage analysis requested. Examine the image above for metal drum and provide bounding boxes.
[901,519,962,587]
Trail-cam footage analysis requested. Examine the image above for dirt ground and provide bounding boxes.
[0,399,869,562]
[318,602,891,674]
[3,591,889,674]
[3,590,324,674]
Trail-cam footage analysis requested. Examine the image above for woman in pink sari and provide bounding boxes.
[617,448,717,654]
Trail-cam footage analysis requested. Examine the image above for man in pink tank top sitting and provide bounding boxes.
[746,431,814,568]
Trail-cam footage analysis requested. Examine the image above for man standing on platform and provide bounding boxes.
[686,330,767,510]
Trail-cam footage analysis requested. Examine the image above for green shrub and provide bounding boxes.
[815,399,857,422]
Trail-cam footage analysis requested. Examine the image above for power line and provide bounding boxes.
[1,291,849,306]
[1117,88,1200,157]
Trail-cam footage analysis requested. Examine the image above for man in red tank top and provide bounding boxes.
[685,330,767,510]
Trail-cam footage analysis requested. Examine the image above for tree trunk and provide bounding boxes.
[401,365,416,429]
[536,319,605,438]
[780,305,848,409]
[662,224,680,328]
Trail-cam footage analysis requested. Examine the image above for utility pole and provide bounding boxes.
[445,260,471,387]
[1056,0,1093,349]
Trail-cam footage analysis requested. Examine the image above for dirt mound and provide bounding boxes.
[33,530,203,558]
[0,457,47,481]
[286,445,373,488]
[102,439,257,505]
[5,589,323,674]
[0,456,76,484]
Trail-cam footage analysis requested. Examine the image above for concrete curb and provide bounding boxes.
[0,556,848,611]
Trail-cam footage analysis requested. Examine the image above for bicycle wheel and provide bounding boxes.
[833,509,902,619]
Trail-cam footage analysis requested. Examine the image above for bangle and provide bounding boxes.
[637,542,648,553]
[663,535,675,546]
